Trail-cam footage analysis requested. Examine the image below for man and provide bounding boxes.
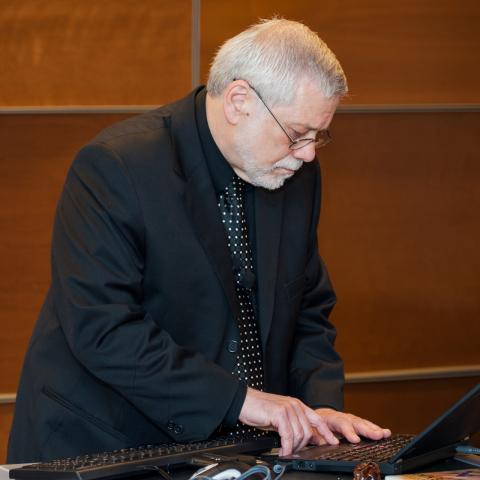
[8,18,390,462]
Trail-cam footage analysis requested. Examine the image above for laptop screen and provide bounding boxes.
[391,383,480,462]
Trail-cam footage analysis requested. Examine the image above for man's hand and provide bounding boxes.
[238,388,339,455]
[238,388,391,456]
[313,408,391,445]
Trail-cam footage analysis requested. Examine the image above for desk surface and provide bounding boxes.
[0,457,476,480]
[126,458,478,480]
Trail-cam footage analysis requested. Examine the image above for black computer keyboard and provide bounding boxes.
[9,434,279,480]
[314,434,413,462]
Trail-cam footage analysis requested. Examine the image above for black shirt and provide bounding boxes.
[194,87,260,428]
[194,88,256,242]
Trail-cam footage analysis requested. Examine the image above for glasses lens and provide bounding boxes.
[290,138,314,150]
[290,138,315,150]
[314,130,332,149]
[290,131,332,150]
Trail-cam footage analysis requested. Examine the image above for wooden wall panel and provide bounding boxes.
[0,113,132,392]
[0,0,191,106]
[345,377,480,441]
[2,112,477,393]
[1,113,479,382]
[0,404,14,463]
[201,0,480,105]
[1,0,479,460]
[319,112,480,372]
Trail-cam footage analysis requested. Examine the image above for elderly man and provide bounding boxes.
[8,18,390,462]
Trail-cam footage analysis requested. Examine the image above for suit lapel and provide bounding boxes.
[168,88,286,335]
[169,89,240,318]
[184,168,239,318]
[255,186,284,350]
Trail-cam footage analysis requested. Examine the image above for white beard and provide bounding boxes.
[232,112,304,190]
[240,155,304,190]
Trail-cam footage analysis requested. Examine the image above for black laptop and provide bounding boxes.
[278,382,480,475]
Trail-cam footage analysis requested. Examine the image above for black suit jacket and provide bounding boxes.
[8,88,344,462]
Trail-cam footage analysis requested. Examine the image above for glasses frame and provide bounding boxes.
[243,81,332,150]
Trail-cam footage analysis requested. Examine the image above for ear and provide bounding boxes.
[223,80,251,125]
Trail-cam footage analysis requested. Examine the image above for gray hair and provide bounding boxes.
[207,18,348,106]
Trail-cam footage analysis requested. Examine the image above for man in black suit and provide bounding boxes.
[8,19,390,462]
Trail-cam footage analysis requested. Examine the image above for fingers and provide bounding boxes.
[341,417,391,442]
[275,397,315,455]
[288,401,316,452]
[273,401,303,456]
[238,390,392,457]
[310,427,328,446]
[305,408,339,445]
[275,410,294,456]
[354,419,391,440]
[272,400,340,454]
[315,408,392,443]
[238,389,317,456]
[332,415,361,443]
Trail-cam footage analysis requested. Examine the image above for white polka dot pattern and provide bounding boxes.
[217,176,265,436]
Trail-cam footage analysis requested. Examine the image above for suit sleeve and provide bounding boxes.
[287,163,345,411]
[51,142,243,441]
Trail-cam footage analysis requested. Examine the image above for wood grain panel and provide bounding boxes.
[201,0,480,104]
[0,113,132,391]
[318,112,480,372]
[1,112,479,388]
[345,377,480,445]
[0,0,191,106]
[0,111,479,460]
[0,403,14,463]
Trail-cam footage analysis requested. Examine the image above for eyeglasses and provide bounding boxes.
[245,82,332,150]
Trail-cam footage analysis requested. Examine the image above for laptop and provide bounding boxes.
[278,382,480,475]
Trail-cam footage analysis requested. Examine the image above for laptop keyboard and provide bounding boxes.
[313,434,414,462]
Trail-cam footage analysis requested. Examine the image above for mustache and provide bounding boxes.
[272,158,303,171]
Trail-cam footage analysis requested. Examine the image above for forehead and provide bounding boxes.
[276,80,339,130]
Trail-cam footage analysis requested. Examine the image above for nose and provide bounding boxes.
[292,142,316,162]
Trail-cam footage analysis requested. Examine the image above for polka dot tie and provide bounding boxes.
[218,176,265,436]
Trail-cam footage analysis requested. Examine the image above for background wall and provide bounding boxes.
[1,0,479,462]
